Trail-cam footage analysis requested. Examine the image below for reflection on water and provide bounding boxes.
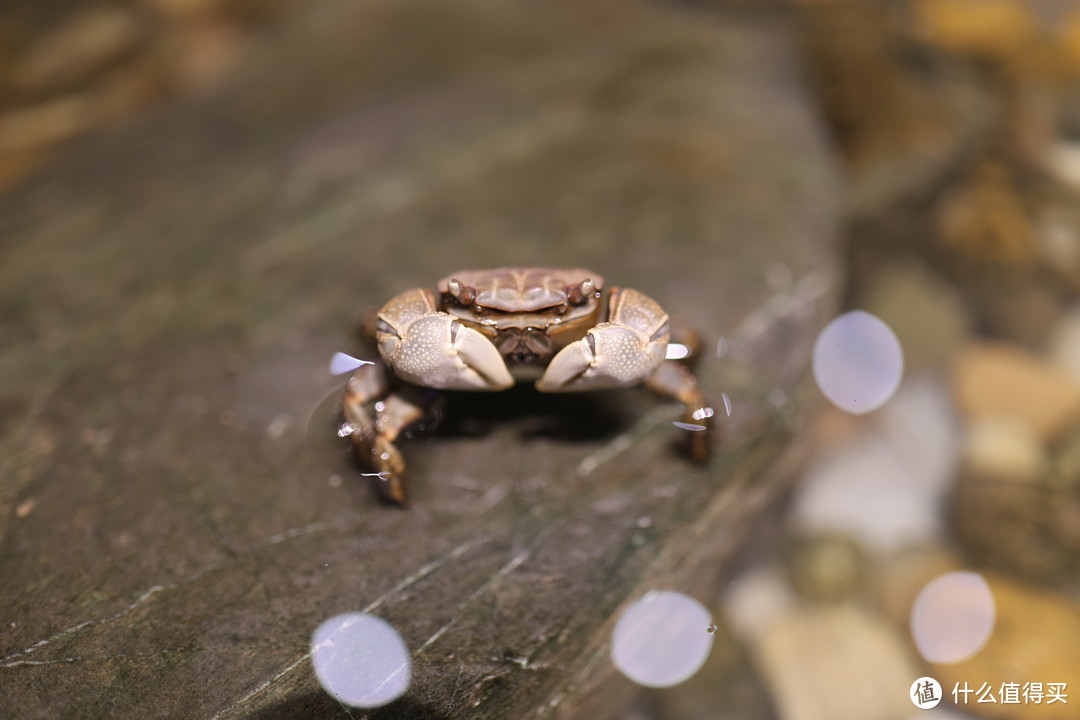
[666,343,692,360]
[329,351,374,376]
[812,311,903,414]
[612,591,714,688]
[910,571,995,664]
[311,612,411,708]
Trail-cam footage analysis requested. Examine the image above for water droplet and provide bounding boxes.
[812,311,903,415]
[665,343,691,361]
[672,421,708,432]
[910,572,995,664]
[721,392,732,417]
[337,423,356,438]
[329,352,374,376]
[612,591,713,688]
[311,612,411,708]
[265,412,293,440]
[691,407,714,422]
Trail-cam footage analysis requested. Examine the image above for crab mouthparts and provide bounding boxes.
[495,327,553,366]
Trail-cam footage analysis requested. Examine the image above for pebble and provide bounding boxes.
[912,0,1035,59]
[952,343,1080,443]
[755,606,919,720]
[93,59,170,127]
[0,96,96,153]
[860,262,972,371]
[784,532,867,604]
[1049,305,1080,387]
[962,415,1047,481]
[167,21,250,92]
[12,9,143,92]
[792,375,959,553]
[929,575,1080,720]
[723,565,797,644]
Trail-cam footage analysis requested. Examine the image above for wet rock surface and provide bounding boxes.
[0,1,842,718]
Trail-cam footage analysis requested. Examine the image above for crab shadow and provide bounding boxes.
[434,384,634,444]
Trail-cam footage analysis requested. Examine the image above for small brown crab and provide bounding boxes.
[341,267,712,504]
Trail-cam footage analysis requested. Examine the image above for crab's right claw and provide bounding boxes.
[376,288,513,391]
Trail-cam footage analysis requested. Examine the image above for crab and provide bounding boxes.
[341,267,713,504]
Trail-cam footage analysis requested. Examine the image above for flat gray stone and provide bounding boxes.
[0,1,842,717]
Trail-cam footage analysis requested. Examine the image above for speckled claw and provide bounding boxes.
[376,288,513,391]
[536,287,668,392]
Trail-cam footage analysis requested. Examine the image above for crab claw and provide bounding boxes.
[376,289,513,391]
[537,323,667,392]
[537,287,669,393]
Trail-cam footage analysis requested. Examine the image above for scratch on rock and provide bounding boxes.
[1,647,202,669]
[211,534,492,719]
[0,520,343,669]
[448,661,465,713]
[0,657,82,668]
[418,526,555,655]
[729,268,834,352]
[363,534,492,615]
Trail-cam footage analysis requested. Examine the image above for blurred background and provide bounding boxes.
[3,0,1080,718]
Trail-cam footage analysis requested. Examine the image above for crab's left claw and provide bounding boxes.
[537,287,669,392]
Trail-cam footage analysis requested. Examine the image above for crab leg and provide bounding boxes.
[342,364,436,505]
[645,360,713,462]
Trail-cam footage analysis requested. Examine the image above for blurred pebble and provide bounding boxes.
[876,546,963,628]
[93,59,170,127]
[952,343,1080,443]
[1036,212,1080,278]
[0,147,49,193]
[784,532,867,604]
[167,20,250,92]
[937,163,1038,268]
[11,9,143,93]
[1053,420,1080,485]
[860,262,972,371]
[1045,140,1080,189]
[962,415,1047,481]
[756,606,919,720]
[929,575,1080,720]
[792,376,959,553]
[1049,305,1080,386]
[138,0,229,20]
[952,450,1080,583]
[723,565,797,644]
[912,0,1035,59]
[0,96,96,153]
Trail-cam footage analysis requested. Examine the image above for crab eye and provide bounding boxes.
[473,304,487,316]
